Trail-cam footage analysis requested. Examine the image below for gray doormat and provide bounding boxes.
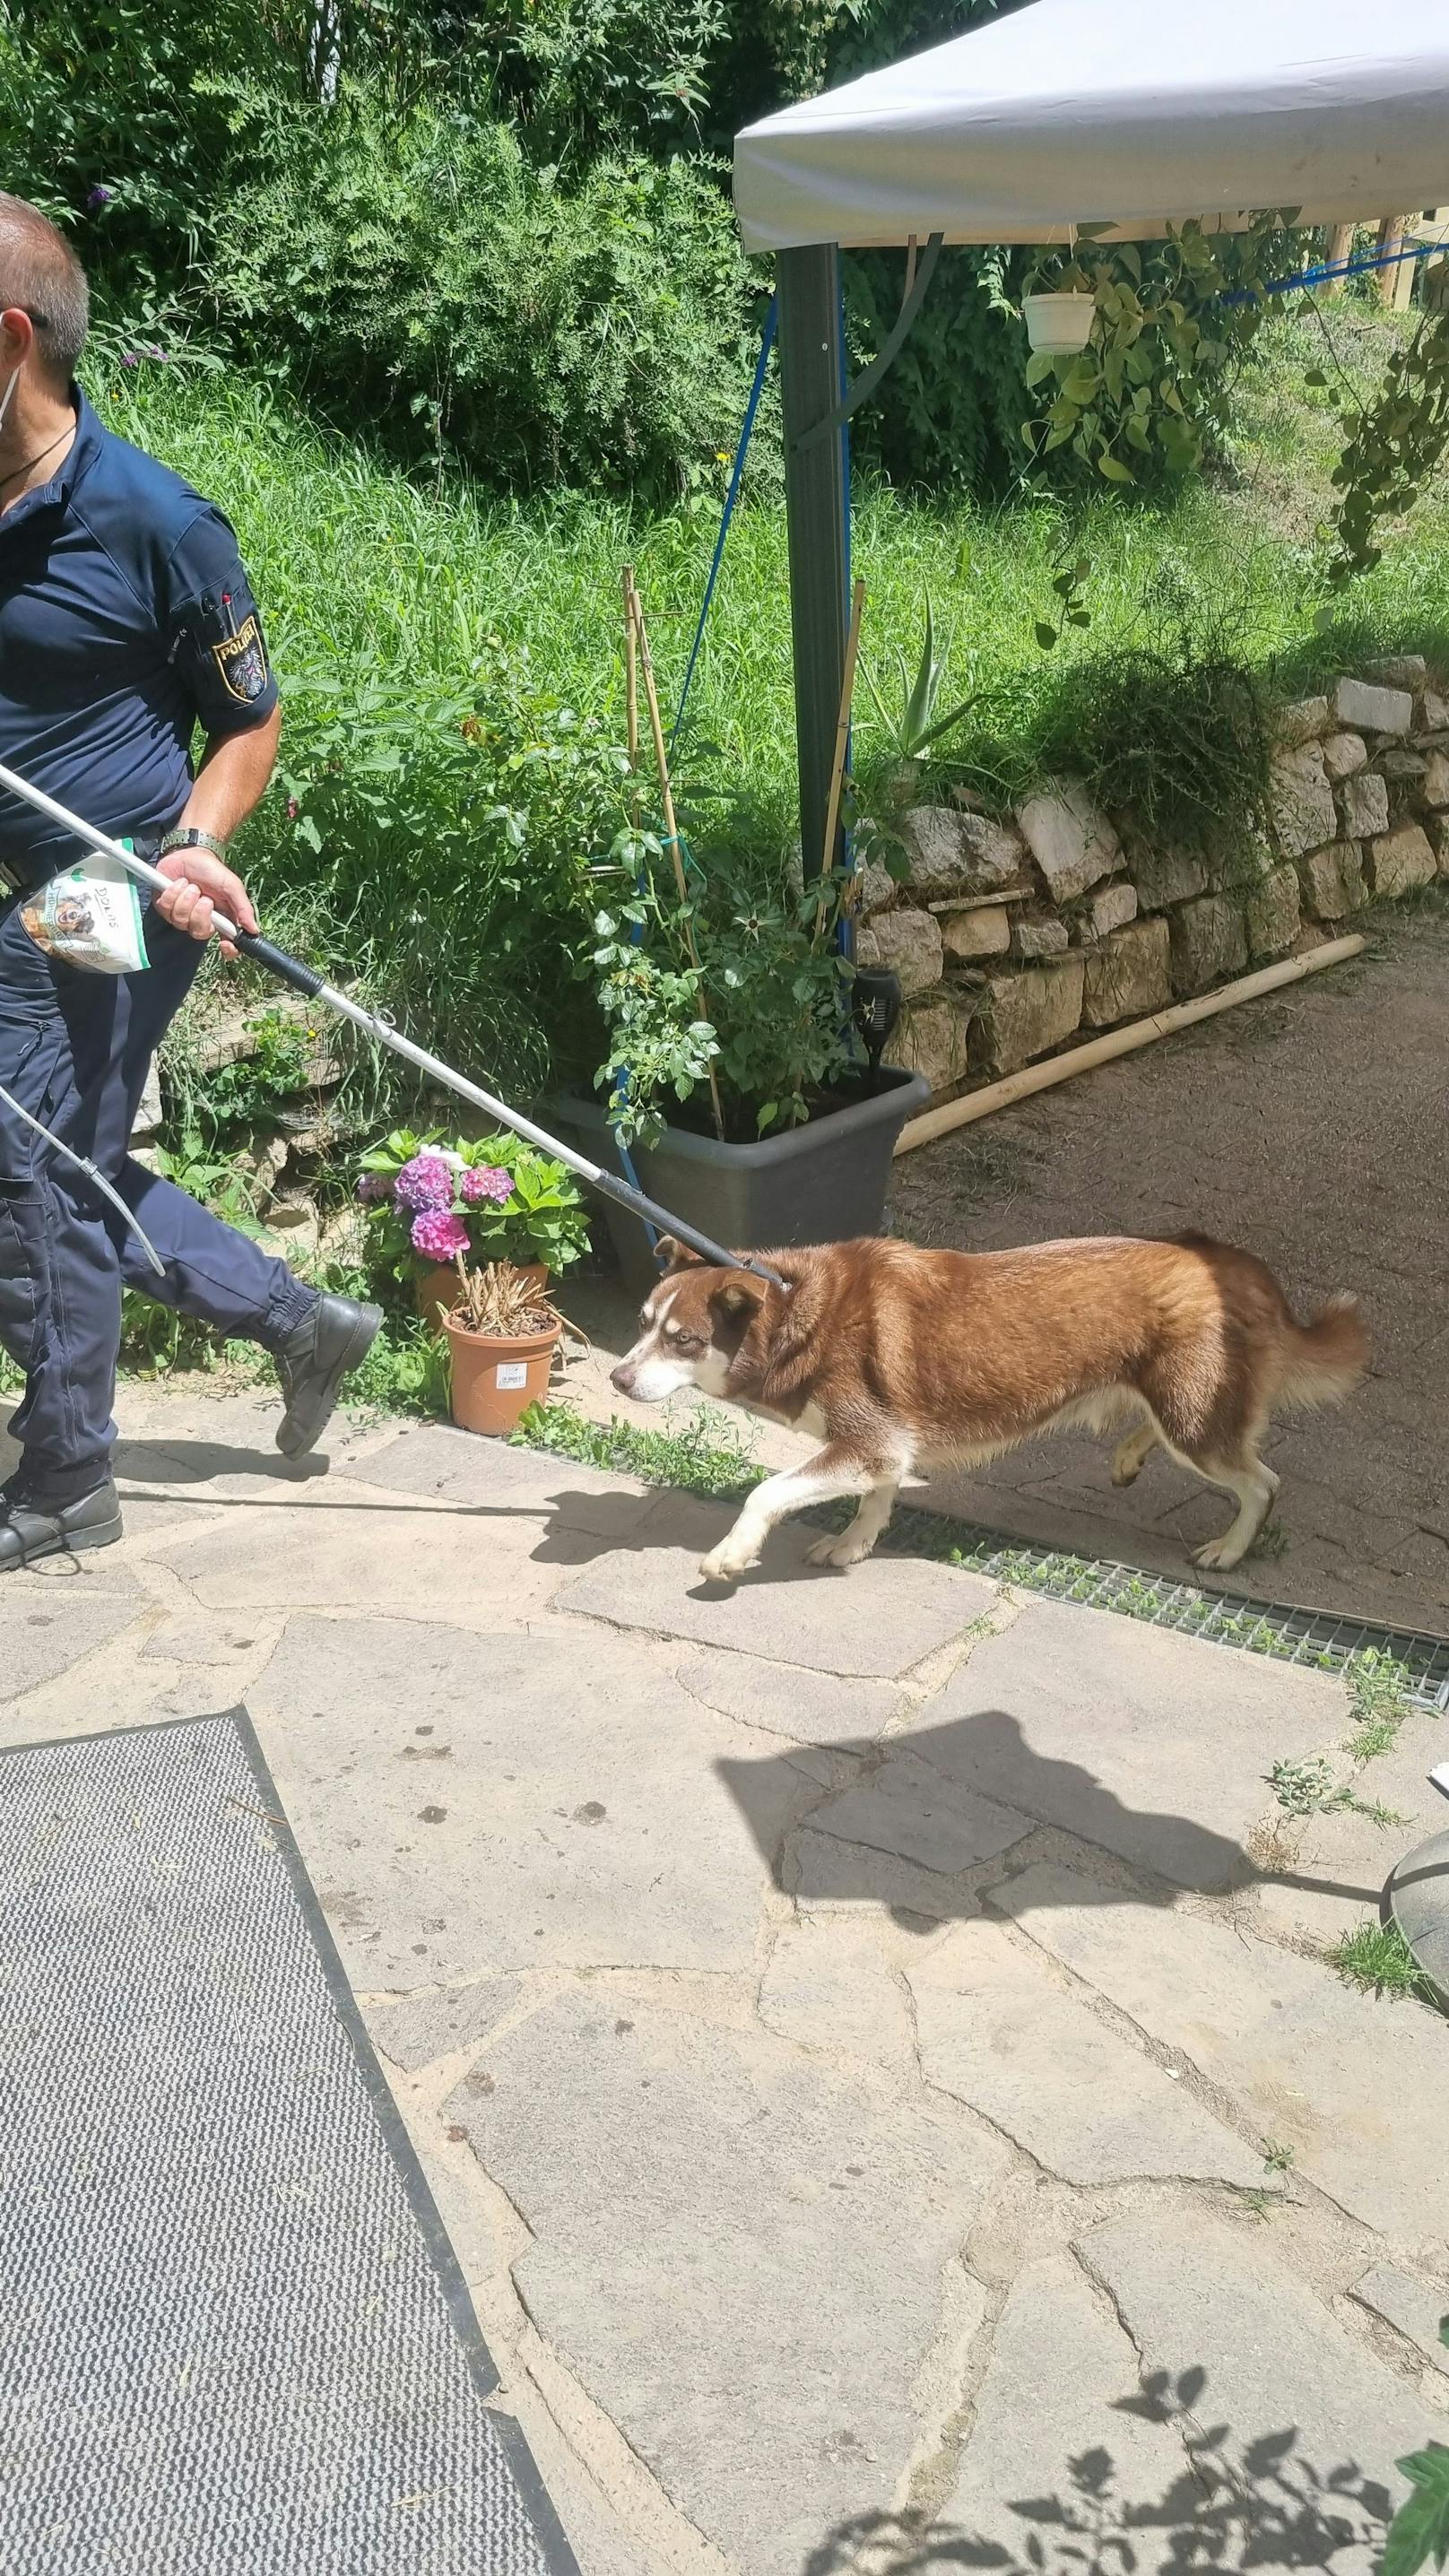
[0,1708,577,2576]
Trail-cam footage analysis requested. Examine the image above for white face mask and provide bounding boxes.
[0,363,20,434]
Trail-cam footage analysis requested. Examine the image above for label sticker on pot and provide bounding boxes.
[495,1362,528,1390]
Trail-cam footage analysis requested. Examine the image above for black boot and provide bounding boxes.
[0,1475,123,1570]
[273,1293,383,1458]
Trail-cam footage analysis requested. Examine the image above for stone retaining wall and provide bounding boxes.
[863,657,1449,1098]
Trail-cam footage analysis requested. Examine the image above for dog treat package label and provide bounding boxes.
[21,850,148,976]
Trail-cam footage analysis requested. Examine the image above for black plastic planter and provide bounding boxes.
[557,1068,931,1293]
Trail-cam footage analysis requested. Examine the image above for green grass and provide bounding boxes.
[1343,1647,1417,1760]
[512,1397,760,1498]
[105,304,1449,854]
[1328,1920,1435,2001]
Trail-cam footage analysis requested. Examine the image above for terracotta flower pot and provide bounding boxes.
[415,1260,547,1330]
[443,1314,561,1435]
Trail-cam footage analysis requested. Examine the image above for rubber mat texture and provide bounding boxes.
[0,1708,568,2576]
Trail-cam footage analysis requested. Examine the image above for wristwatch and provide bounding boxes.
[158,826,228,861]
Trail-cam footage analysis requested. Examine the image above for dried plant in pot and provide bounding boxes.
[442,1258,562,1436]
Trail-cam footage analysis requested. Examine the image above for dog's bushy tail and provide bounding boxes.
[1276,1294,1369,1411]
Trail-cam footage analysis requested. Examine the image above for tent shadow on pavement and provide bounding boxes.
[717,1711,1380,1930]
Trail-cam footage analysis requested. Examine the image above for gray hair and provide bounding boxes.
[0,195,90,387]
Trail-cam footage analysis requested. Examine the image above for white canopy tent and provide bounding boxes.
[731,0,1449,877]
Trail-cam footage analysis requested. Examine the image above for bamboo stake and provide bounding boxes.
[622,562,640,832]
[1320,222,1354,298]
[1376,217,1406,308]
[628,580,726,1142]
[817,576,866,936]
[893,936,1366,1156]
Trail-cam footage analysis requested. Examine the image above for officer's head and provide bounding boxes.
[0,195,90,416]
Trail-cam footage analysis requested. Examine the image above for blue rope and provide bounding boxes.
[1220,236,1442,307]
[669,298,777,756]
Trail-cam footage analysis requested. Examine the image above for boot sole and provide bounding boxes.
[275,1306,383,1458]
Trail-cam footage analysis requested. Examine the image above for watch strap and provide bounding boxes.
[158,826,228,862]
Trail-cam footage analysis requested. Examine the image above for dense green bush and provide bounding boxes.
[211,91,758,496]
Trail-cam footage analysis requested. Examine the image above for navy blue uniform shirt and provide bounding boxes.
[0,389,277,884]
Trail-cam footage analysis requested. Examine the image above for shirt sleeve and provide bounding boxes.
[163,506,279,737]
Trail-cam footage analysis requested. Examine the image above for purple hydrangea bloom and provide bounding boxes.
[460,1164,514,1206]
[411,1209,470,1261]
[355,1171,389,1203]
[394,1150,456,1212]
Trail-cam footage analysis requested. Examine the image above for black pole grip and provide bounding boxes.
[232,929,325,998]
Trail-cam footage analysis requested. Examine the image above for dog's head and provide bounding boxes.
[609,1237,769,1402]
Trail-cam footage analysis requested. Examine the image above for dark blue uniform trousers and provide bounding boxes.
[0,895,316,1496]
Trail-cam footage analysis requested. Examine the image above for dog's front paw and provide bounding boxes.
[1193,1534,1245,1572]
[698,1542,756,1584]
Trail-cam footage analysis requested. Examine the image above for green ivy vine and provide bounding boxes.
[1319,300,1449,588]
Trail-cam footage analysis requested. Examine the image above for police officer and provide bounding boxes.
[0,195,380,1569]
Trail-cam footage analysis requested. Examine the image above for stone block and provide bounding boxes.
[1084,2209,1443,2556]
[1012,914,1069,958]
[1003,1866,1448,2238]
[1321,729,1368,781]
[1435,814,1449,874]
[915,1596,1341,1892]
[1167,892,1247,996]
[1336,770,1389,838]
[1421,687,1449,733]
[909,1920,1263,2186]
[1128,841,1210,911]
[972,958,1085,1075]
[1378,743,1426,781]
[940,903,1011,960]
[897,804,1026,898]
[1269,743,1337,856]
[1363,653,1427,694]
[855,905,941,1000]
[946,2259,1191,2561]
[450,1991,1009,2570]
[1018,781,1120,904]
[881,988,972,1093]
[130,1057,162,1143]
[1350,2264,1449,2377]
[1333,674,1413,734]
[1269,694,1330,749]
[1297,840,1367,921]
[1089,879,1138,936]
[1245,862,1302,959]
[1082,916,1171,1027]
[1368,821,1436,898]
[1422,748,1449,807]
[855,859,896,916]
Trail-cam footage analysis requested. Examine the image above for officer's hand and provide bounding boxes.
[154,850,259,959]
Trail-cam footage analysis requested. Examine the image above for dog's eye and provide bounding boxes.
[673,1331,702,1354]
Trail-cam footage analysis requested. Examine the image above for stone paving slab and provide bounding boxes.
[139,1611,273,1669]
[338,1424,656,1543]
[803,1749,1031,1879]
[556,1493,997,1677]
[997,1863,1448,2246]
[1351,2263,1449,2379]
[365,1976,524,2074]
[908,1919,1267,2188]
[672,1646,904,1747]
[448,1989,1009,2574]
[758,1918,916,2074]
[0,1575,143,1704]
[915,1599,1345,1890]
[944,2253,1190,2554]
[1082,2209,1444,2572]
[247,1614,808,1987]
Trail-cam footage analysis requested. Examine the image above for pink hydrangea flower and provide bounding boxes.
[395,1151,456,1212]
[411,1208,470,1260]
[460,1164,514,1205]
[355,1171,389,1203]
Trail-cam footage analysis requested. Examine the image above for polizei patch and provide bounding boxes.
[211,612,268,704]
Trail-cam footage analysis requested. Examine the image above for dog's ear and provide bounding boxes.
[654,1235,706,1275]
[710,1275,767,1325]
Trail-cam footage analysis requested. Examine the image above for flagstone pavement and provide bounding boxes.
[2,1383,1446,2576]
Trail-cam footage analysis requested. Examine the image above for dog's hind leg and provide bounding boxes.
[805,1478,898,1569]
[1111,1416,1160,1487]
[698,1444,891,1584]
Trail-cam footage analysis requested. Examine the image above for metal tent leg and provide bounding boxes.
[777,243,849,883]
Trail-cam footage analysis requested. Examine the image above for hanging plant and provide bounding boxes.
[1318,303,1449,590]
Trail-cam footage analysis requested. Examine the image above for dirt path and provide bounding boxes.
[887,904,1449,1637]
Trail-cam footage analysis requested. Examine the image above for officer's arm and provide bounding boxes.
[155,508,283,952]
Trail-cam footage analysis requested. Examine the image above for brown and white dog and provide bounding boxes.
[610,1233,1367,1584]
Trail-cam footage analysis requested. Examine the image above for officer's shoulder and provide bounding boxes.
[78,409,237,558]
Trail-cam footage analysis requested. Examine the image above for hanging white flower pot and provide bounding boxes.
[1022,291,1097,354]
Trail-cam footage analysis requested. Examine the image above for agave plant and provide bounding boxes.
[862,597,976,763]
